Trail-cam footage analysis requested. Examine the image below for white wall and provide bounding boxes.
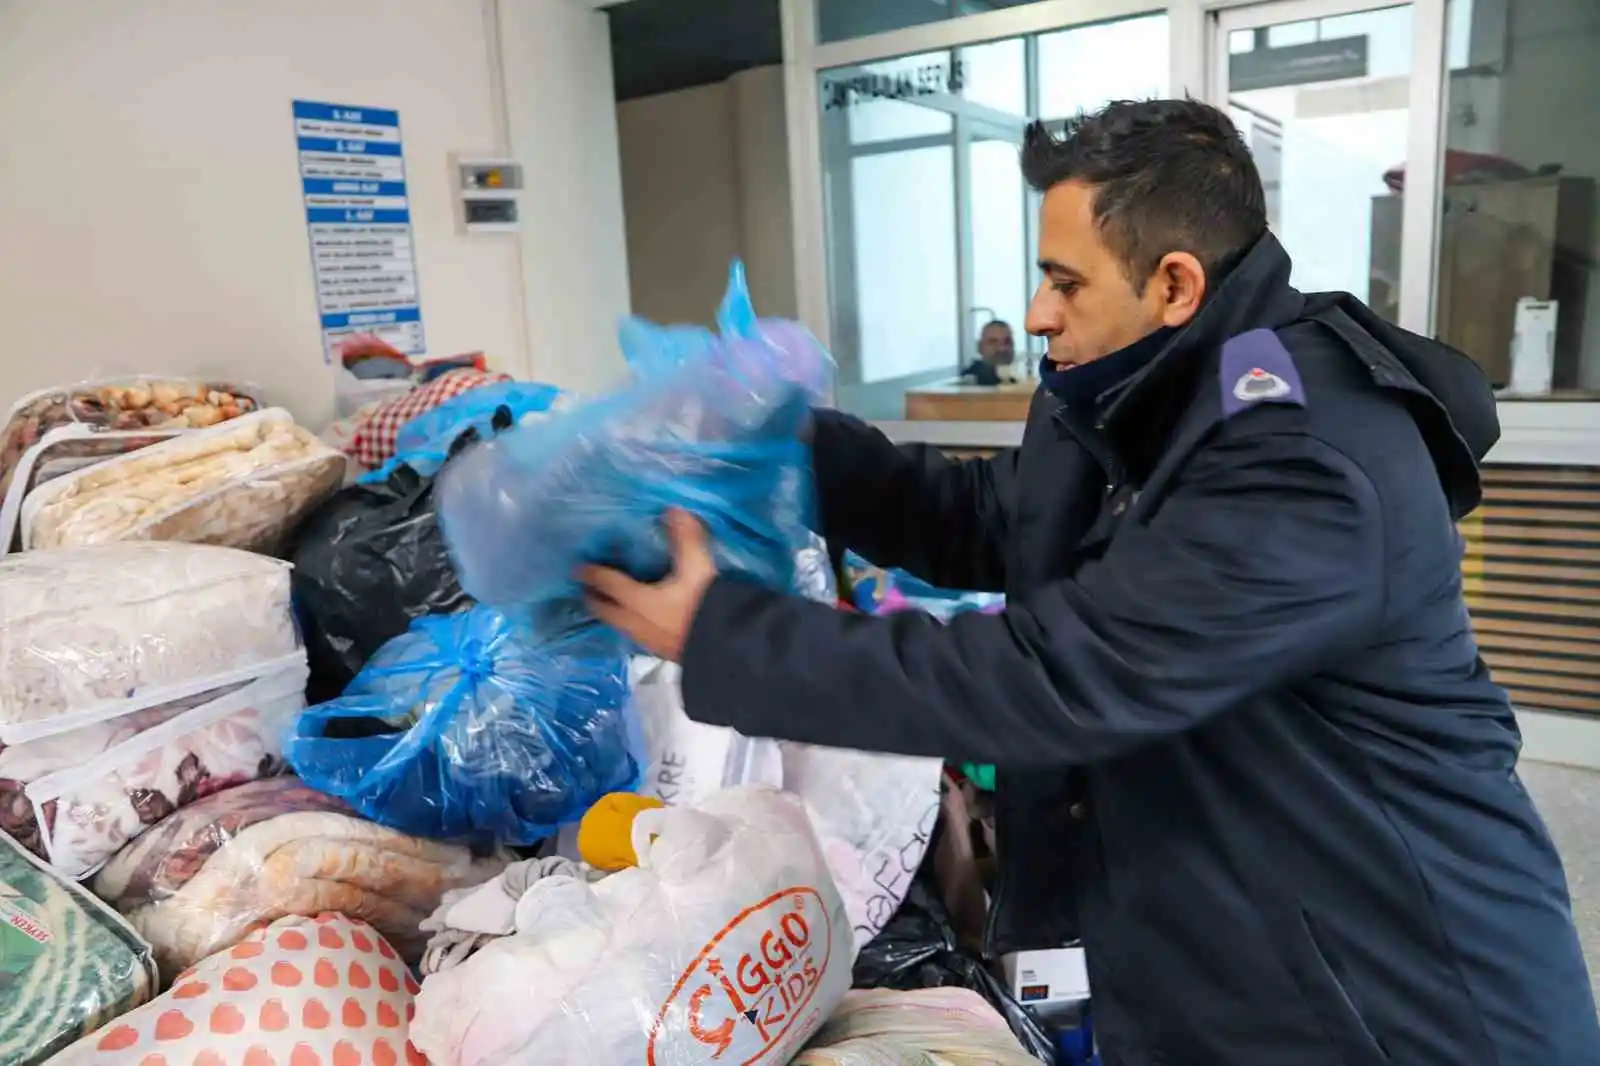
[0,0,629,426]
[497,0,632,396]
[618,83,744,328]
[730,68,800,322]
[616,67,797,329]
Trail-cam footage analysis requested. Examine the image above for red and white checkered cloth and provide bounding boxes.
[344,368,511,470]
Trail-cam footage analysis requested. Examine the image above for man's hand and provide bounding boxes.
[580,510,717,662]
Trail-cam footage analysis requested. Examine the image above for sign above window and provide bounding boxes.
[1229,36,1370,92]
[822,61,966,111]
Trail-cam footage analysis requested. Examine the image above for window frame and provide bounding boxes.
[781,0,1599,456]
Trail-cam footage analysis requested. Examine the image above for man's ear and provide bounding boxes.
[1153,251,1207,328]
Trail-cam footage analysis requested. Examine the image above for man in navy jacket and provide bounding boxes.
[583,100,1600,1065]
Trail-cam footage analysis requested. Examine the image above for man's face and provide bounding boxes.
[978,324,1015,366]
[1025,180,1193,370]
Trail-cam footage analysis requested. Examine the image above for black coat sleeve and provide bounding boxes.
[810,407,1016,592]
[682,429,1386,766]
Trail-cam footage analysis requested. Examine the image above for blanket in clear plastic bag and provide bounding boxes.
[90,776,506,980]
[793,988,1044,1065]
[47,914,425,1066]
[0,829,156,1066]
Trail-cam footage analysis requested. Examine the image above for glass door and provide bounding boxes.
[961,117,1031,386]
[819,54,963,418]
[815,12,1173,423]
[1210,0,1419,321]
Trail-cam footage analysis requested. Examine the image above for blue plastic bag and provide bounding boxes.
[360,380,564,485]
[434,261,833,646]
[284,605,637,844]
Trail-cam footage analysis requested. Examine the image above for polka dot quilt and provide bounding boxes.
[49,913,424,1066]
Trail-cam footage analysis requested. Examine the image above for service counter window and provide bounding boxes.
[1429,0,1600,395]
[818,13,1170,424]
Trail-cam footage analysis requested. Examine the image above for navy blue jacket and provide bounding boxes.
[679,234,1600,1065]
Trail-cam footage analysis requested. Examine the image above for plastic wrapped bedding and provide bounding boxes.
[2,377,258,447]
[791,988,1044,1066]
[0,378,265,554]
[21,407,346,554]
[48,914,425,1066]
[0,543,300,741]
[91,776,507,979]
[0,659,307,880]
[0,829,157,1066]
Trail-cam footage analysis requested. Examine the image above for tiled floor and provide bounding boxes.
[1521,760,1600,1004]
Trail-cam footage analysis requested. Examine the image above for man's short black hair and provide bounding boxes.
[1021,99,1267,290]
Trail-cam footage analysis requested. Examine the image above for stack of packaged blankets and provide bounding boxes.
[0,270,1060,1066]
[0,541,510,1063]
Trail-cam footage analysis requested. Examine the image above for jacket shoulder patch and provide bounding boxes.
[1220,329,1305,417]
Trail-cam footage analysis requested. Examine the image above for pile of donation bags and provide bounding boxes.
[292,381,567,698]
[0,262,1063,1065]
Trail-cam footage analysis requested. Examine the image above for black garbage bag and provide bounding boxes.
[853,877,1059,1063]
[291,415,510,701]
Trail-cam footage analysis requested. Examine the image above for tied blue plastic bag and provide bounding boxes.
[360,379,564,485]
[435,261,833,645]
[284,605,638,844]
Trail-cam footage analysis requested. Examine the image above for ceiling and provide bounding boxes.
[607,0,784,102]
[604,0,1026,102]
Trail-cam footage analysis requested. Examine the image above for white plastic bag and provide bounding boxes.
[782,745,942,950]
[22,408,345,554]
[410,787,854,1066]
[0,543,301,742]
[628,658,940,951]
[780,538,943,946]
[795,533,837,604]
[628,658,782,807]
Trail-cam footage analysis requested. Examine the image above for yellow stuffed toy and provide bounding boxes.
[576,792,665,871]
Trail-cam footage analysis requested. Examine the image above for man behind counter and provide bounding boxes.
[961,320,1016,386]
[582,99,1600,1065]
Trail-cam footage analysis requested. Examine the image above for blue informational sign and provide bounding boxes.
[292,100,426,362]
